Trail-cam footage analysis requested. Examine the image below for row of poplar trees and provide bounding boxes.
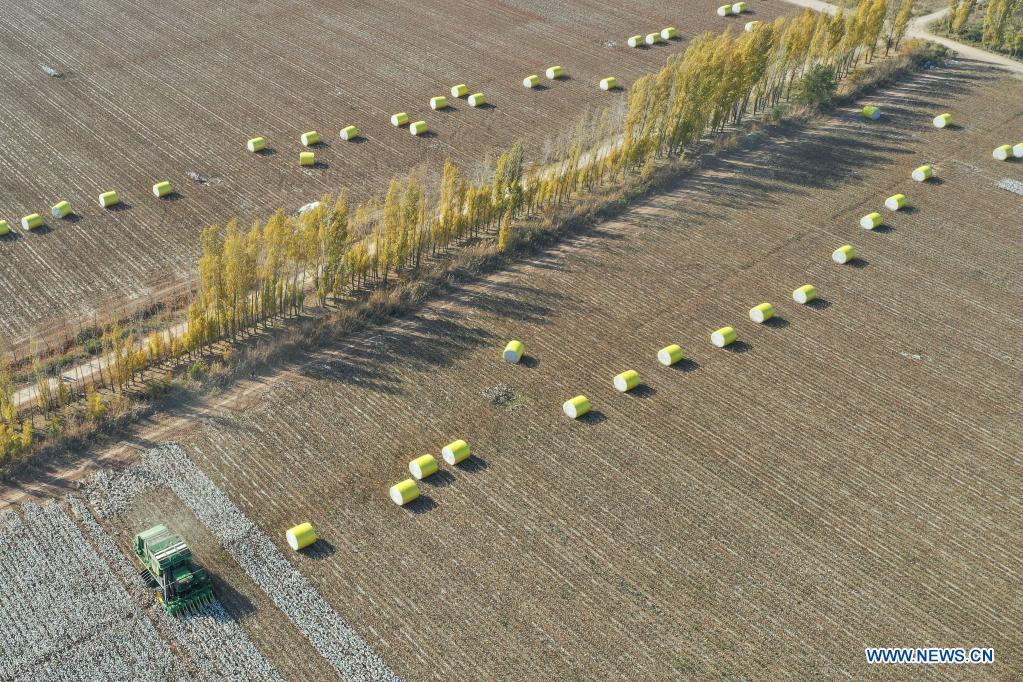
[949,0,1023,55]
[18,0,920,425]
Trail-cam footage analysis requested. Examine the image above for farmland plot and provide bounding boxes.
[0,0,789,345]
[143,60,1023,679]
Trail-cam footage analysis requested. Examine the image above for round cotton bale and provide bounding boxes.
[300,151,315,167]
[563,395,591,419]
[300,130,320,146]
[545,66,566,79]
[98,191,120,208]
[718,4,733,15]
[340,125,359,141]
[442,439,471,465]
[152,181,174,198]
[711,326,737,348]
[247,137,266,153]
[1013,142,1023,158]
[430,95,448,110]
[912,165,933,182]
[0,220,9,236]
[389,479,420,506]
[744,20,761,31]
[933,113,953,128]
[285,522,317,551]
[503,340,525,363]
[410,120,429,136]
[468,92,487,107]
[613,369,641,393]
[661,27,679,39]
[860,212,883,230]
[862,105,880,120]
[391,112,410,127]
[792,284,817,304]
[599,77,618,91]
[409,454,438,480]
[51,201,73,219]
[658,344,685,366]
[832,244,857,264]
[884,194,907,211]
[523,75,540,89]
[645,32,662,45]
[627,35,644,47]
[732,2,748,13]
[450,84,469,98]
[749,303,775,324]
[993,144,1012,161]
[21,213,43,231]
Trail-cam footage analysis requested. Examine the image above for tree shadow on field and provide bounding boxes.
[404,495,437,514]
[424,469,456,487]
[763,316,789,329]
[304,538,336,560]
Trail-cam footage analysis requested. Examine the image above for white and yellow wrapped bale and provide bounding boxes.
[792,284,817,304]
[599,77,619,91]
[247,136,266,153]
[933,113,953,128]
[450,83,469,97]
[645,32,662,45]
[832,244,857,264]
[718,4,733,15]
[744,20,761,31]
[860,212,883,230]
[21,213,43,230]
[627,35,644,48]
[0,220,9,236]
[442,439,471,465]
[732,2,749,13]
[410,120,429,136]
[389,479,420,506]
[340,125,359,141]
[286,522,317,551]
[749,303,774,324]
[862,105,880,120]
[661,27,679,40]
[545,66,566,79]
[613,370,641,393]
[657,344,685,366]
[300,130,320,146]
[563,395,591,419]
[51,201,73,219]
[1013,142,1023,158]
[300,151,315,167]
[993,144,1012,161]
[885,194,907,211]
[503,340,525,363]
[152,181,174,198]
[391,112,410,127]
[523,74,541,89]
[430,95,448,110]
[98,191,120,208]
[912,165,934,182]
[468,92,487,107]
[711,326,737,348]
[409,454,438,480]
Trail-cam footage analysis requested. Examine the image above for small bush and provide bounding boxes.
[186,360,208,381]
[796,64,838,106]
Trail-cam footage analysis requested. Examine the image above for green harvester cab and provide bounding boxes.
[134,524,214,616]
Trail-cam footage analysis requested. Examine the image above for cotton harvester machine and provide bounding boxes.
[134,524,214,616]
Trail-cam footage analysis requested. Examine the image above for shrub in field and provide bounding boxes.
[796,65,839,105]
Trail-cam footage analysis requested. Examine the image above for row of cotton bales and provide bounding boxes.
[627,27,680,47]
[0,185,178,236]
[389,439,474,506]
[992,142,1023,160]
[718,2,750,16]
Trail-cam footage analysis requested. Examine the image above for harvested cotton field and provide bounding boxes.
[0,0,786,345]
[28,58,1009,679]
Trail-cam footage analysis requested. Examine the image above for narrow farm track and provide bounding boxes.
[22,59,1013,679]
[0,0,786,344]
